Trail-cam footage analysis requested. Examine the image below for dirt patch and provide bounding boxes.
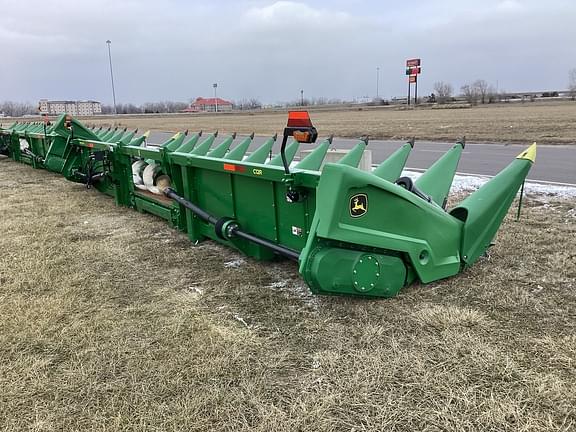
[1,157,575,431]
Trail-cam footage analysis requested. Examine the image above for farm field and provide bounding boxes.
[83,102,576,144]
[1,156,575,431]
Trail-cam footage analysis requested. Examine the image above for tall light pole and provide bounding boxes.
[300,89,304,106]
[213,83,218,112]
[106,40,117,115]
[376,67,380,99]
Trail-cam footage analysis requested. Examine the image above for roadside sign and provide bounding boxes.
[405,58,422,105]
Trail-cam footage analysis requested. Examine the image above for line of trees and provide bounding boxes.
[460,80,498,104]
[234,98,263,110]
[101,99,266,113]
[433,80,501,105]
[101,101,189,114]
[0,101,36,117]
[284,97,346,107]
[433,70,576,105]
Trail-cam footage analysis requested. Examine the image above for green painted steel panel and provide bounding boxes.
[233,176,277,242]
[134,196,173,221]
[195,168,235,220]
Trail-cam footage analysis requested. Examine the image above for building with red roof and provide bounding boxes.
[184,97,233,113]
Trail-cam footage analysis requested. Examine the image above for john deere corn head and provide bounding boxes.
[0,112,536,297]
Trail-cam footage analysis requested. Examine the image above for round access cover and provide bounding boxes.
[352,254,381,293]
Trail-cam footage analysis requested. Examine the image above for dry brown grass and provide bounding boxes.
[1,157,575,431]
[82,101,576,144]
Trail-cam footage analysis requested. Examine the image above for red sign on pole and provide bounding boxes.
[406,67,421,76]
[405,58,421,106]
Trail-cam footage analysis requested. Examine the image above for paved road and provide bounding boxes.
[148,132,576,185]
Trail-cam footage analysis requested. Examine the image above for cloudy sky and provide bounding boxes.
[1,0,575,105]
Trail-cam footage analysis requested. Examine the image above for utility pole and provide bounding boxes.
[213,83,218,112]
[106,40,117,115]
[376,67,380,99]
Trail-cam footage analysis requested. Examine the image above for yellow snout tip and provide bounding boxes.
[516,143,537,163]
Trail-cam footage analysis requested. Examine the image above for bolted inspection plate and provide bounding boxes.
[352,254,380,293]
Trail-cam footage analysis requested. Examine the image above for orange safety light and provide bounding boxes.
[293,131,310,142]
[280,111,318,174]
[287,111,313,128]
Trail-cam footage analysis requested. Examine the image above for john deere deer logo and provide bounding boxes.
[350,193,368,218]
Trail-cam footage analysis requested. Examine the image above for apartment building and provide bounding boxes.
[38,99,102,116]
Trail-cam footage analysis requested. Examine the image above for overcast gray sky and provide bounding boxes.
[1,0,575,105]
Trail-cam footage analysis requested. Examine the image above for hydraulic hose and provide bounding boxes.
[231,228,300,261]
[164,187,300,261]
[164,188,218,225]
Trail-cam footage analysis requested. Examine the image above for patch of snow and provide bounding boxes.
[188,286,203,295]
[224,258,245,268]
[399,169,576,200]
[523,183,576,200]
[265,264,319,308]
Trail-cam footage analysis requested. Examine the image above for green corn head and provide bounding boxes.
[0,112,536,298]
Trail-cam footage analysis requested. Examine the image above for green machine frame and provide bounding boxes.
[1,112,536,298]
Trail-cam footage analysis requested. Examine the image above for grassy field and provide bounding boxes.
[1,157,575,431]
[81,101,576,144]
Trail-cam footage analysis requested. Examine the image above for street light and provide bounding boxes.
[213,83,218,112]
[106,40,117,115]
[300,89,304,106]
[376,67,380,99]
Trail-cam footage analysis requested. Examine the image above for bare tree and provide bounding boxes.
[486,85,498,103]
[433,81,453,104]
[473,80,489,104]
[460,84,479,105]
[569,68,576,100]
[246,98,262,109]
[101,104,114,114]
[460,80,492,104]
[141,101,187,113]
[0,101,36,117]
[165,101,187,112]
[234,99,262,110]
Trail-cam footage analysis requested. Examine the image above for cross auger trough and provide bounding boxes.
[0,112,536,298]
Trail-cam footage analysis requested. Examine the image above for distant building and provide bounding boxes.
[185,97,233,112]
[38,99,102,116]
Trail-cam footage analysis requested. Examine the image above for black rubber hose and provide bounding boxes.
[164,188,300,261]
[395,176,432,203]
[164,188,218,224]
[229,227,300,261]
[280,134,290,174]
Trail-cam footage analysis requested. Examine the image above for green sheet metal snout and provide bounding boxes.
[299,143,537,297]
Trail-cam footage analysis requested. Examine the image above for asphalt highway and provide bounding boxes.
[148,132,576,185]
